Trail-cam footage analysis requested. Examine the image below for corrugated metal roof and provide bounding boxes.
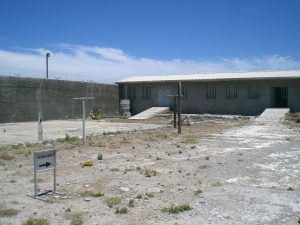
[116,70,300,83]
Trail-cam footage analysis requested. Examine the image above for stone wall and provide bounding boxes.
[0,76,119,123]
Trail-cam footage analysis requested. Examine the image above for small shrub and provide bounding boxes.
[65,212,84,225]
[22,218,49,225]
[175,143,181,148]
[97,153,103,160]
[110,168,120,172]
[58,134,80,144]
[145,192,154,198]
[0,152,15,160]
[144,169,157,177]
[0,208,19,217]
[81,191,104,197]
[89,108,102,120]
[194,189,203,195]
[105,197,121,208]
[82,161,93,167]
[128,199,134,208]
[115,207,128,214]
[10,144,21,149]
[199,165,208,169]
[162,204,191,214]
[211,181,222,187]
[136,194,143,199]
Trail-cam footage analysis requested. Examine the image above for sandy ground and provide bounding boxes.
[0,117,299,225]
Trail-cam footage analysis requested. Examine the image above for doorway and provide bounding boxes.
[157,88,172,106]
[271,87,288,108]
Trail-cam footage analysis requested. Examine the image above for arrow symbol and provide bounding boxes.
[39,162,51,168]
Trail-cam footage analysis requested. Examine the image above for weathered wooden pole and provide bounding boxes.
[178,81,182,134]
[173,96,177,128]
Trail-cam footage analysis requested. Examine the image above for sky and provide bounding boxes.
[0,0,300,83]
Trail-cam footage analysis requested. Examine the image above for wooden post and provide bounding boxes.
[178,81,182,134]
[173,96,177,128]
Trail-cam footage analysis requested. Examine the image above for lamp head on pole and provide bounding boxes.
[46,52,50,58]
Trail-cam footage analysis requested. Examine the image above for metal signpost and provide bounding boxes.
[27,149,64,201]
[73,97,95,145]
[38,117,43,142]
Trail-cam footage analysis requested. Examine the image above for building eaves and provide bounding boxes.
[116,70,300,84]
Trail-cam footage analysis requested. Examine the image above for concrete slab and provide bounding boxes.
[129,107,170,120]
[0,120,165,147]
[256,108,290,122]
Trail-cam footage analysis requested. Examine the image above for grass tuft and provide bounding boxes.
[0,208,19,217]
[22,218,49,225]
[81,161,93,167]
[128,199,134,208]
[136,194,143,199]
[81,191,104,197]
[110,168,120,172]
[65,212,84,225]
[194,189,203,195]
[162,204,192,214]
[144,168,157,177]
[97,153,103,160]
[58,134,80,144]
[162,204,191,214]
[145,192,154,198]
[105,197,121,208]
[115,207,128,214]
[0,151,15,160]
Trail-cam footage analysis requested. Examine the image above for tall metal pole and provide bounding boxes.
[46,53,50,79]
[82,100,86,145]
[178,81,182,134]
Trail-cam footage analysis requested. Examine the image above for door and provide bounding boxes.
[157,88,171,106]
[271,87,288,108]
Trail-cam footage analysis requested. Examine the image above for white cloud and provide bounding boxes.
[0,44,299,83]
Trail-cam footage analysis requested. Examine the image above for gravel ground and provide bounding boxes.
[0,117,299,225]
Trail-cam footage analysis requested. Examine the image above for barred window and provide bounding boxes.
[206,84,216,99]
[226,84,237,99]
[248,84,260,100]
[128,87,136,100]
[182,86,188,99]
[142,86,151,100]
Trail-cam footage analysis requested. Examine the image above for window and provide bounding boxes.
[226,84,237,99]
[206,84,216,99]
[128,87,136,100]
[248,83,260,100]
[142,86,151,100]
[181,86,188,99]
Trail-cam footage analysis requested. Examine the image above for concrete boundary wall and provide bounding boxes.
[0,76,119,123]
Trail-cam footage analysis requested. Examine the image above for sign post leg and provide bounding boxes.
[34,170,37,198]
[53,168,56,192]
[82,100,86,145]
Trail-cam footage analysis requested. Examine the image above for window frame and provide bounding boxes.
[226,84,237,99]
[206,84,216,99]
